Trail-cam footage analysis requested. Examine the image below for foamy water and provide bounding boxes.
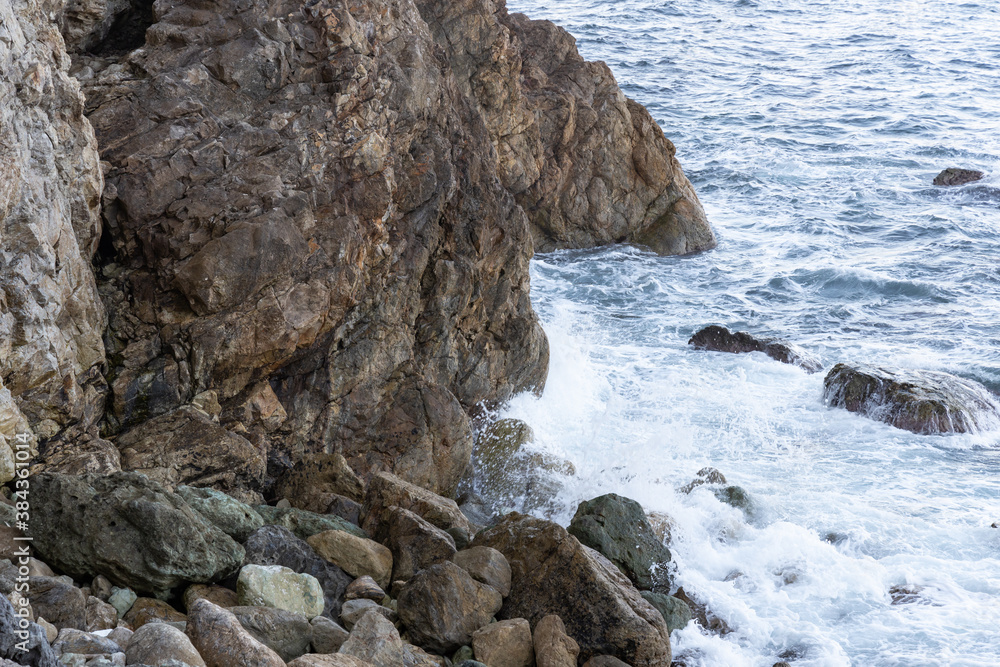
[499,0,1000,664]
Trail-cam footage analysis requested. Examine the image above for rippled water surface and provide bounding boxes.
[500,0,1000,664]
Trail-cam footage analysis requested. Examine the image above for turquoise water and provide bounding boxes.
[502,1,1000,664]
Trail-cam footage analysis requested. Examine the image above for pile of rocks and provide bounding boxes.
[1,458,695,667]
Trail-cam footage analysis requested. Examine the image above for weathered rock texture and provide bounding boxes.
[0,0,106,465]
[688,326,822,373]
[823,363,1000,434]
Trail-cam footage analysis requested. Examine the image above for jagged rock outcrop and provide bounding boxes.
[414,0,716,255]
[0,0,107,467]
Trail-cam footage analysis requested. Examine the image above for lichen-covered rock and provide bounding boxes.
[377,506,457,583]
[451,546,512,597]
[397,561,503,654]
[243,525,353,619]
[275,453,366,506]
[533,615,579,667]
[0,0,106,453]
[688,326,821,373]
[29,472,244,597]
[255,505,367,540]
[471,618,534,667]
[307,531,394,590]
[230,605,311,662]
[473,513,671,666]
[236,564,325,618]
[362,472,473,536]
[340,609,442,667]
[568,494,672,591]
[115,407,265,494]
[124,622,206,667]
[185,599,284,667]
[176,486,265,543]
[823,363,1000,434]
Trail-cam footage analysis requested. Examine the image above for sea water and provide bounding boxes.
[500,0,1000,664]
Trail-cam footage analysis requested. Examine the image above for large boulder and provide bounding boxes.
[29,472,244,597]
[473,513,671,666]
[274,453,366,509]
[533,615,579,667]
[176,486,265,543]
[230,605,312,662]
[236,564,325,618]
[639,591,692,633]
[688,326,821,373]
[115,406,265,493]
[451,546,512,597]
[27,577,87,630]
[185,599,284,667]
[396,561,503,654]
[568,494,672,591]
[306,531,394,589]
[124,622,206,667]
[361,472,473,536]
[471,618,534,667]
[933,168,984,186]
[376,506,457,583]
[243,525,353,619]
[255,505,367,540]
[340,609,442,667]
[823,363,1000,434]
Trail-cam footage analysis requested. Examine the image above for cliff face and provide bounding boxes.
[2,0,714,497]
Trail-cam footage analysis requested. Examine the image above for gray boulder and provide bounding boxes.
[230,605,312,662]
[176,486,264,543]
[29,472,244,597]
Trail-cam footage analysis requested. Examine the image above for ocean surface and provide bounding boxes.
[497,0,1000,665]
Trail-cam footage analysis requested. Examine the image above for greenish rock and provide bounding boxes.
[640,591,692,633]
[713,485,755,516]
[108,587,137,618]
[177,486,264,543]
[457,662,488,667]
[453,645,474,663]
[28,472,245,598]
[254,505,366,540]
[567,493,671,591]
[823,363,1000,434]
[236,564,325,618]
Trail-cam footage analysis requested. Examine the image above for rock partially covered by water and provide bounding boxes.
[823,363,1000,434]
[689,326,822,373]
[568,494,672,591]
[30,472,244,597]
[474,513,671,666]
[932,168,984,186]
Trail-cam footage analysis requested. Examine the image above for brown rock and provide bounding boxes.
[933,168,984,186]
[688,326,822,373]
[288,656,374,667]
[473,513,671,666]
[183,584,239,611]
[340,610,442,667]
[377,506,457,582]
[397,561,503,653]
[344,576,386,602]
[533,615,579,667]
[583,658,631,667]
[85,596,117,631]
[27,576,86,630]
[452,546,512,597]
[310,615,350,653]
[123,598,186,629]
[185,598,284,667]
[91,576,113,601]
[115,406,265,493]
[230,605,312,662]
[472,618,535,667]
[307,531,394,590]
[275,453,365,505]
[125,621,207,667]
[362,472,473,536]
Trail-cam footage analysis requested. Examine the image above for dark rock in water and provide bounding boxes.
[712,485,755,517]
[823,363,1000,434]
[473,513,671,666]
[678,467,727,494]
[29,472,244,597]
[639,591,693,633]
[0,593,59,667]
[243,525,353,619]
[933,168,984,186]
[568,493,672,591]
[673,588,731,636]
[688,326,822,373]
[889,584,930,606]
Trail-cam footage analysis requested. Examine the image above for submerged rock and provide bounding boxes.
[473,513,671,666]
[639,592,692,633]
[568,494,672,591]
[688,326,822,373]
[823,363,1000,434]
[932,168,984,186]
[29,472,244,597]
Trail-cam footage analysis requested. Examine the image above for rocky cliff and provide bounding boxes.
[1,0,715,498]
